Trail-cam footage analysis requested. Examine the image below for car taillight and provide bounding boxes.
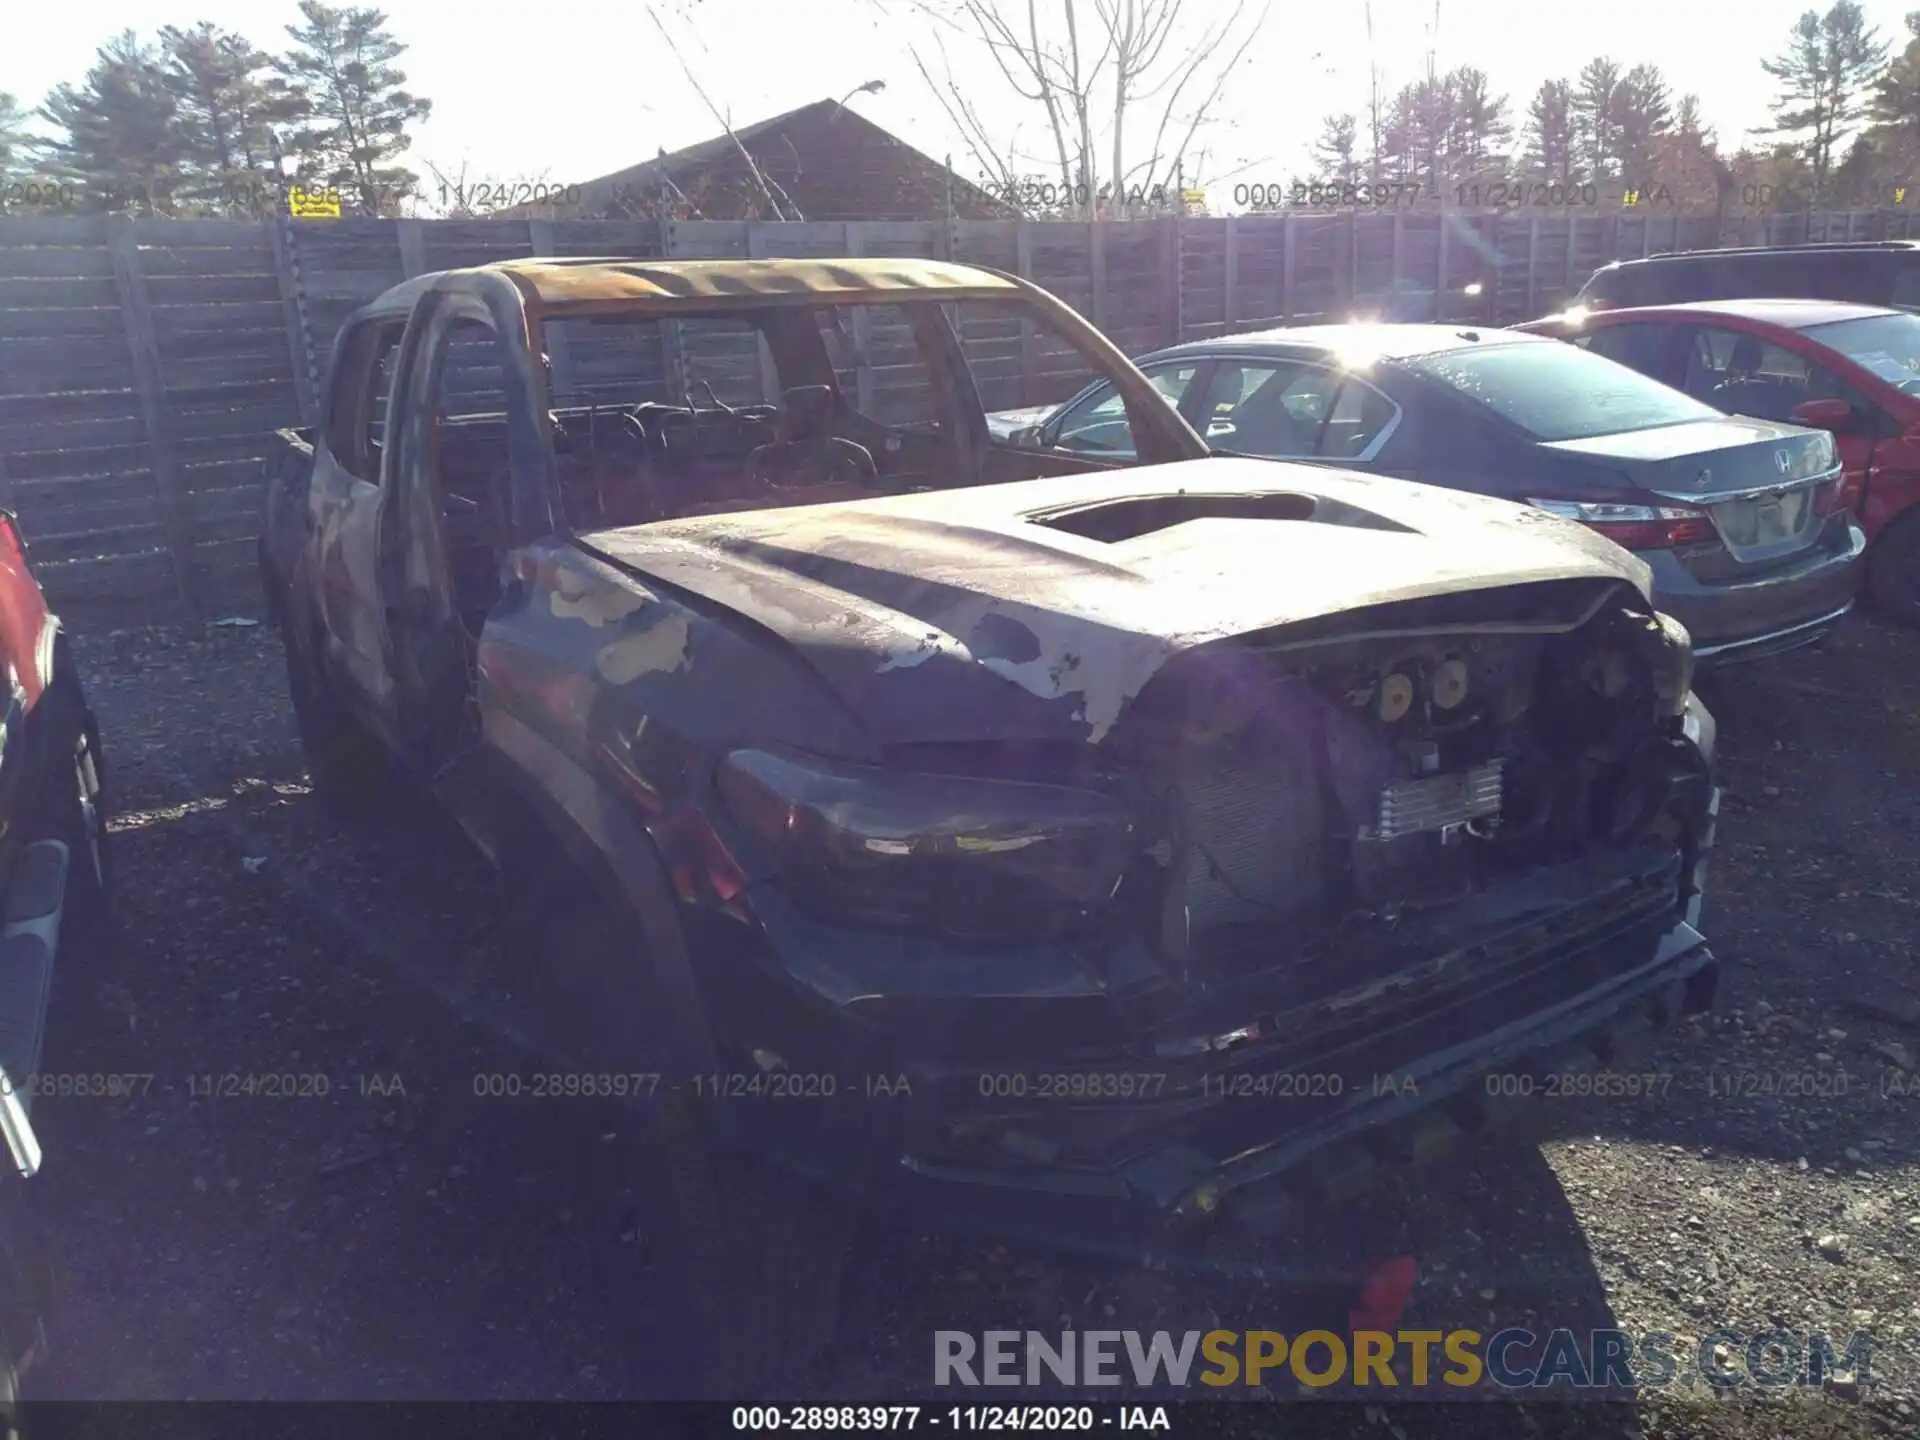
[1528,498,1716,550]
[0,511,28,570]
[1812,471,1859,517]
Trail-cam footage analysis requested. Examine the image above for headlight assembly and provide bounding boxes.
[715,748,1141,942]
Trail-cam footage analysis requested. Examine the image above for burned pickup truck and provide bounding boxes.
[259,257,1722,1388]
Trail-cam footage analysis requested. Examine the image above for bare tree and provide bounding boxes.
[1364,2,1386,185]
[643,5,802,220]
[899,0,1271,218]
[909,33,1031,206]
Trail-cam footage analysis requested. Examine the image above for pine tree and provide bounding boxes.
[1313,114,1360,186]
[1649,94,1729,215]
[1381,75,1456,191]
[1571,57,1623,181]
[160,23,309,214]
[1446,67,1511,180]
[1762,1,1889,204]
[38,31,184,215]
[1611,63,1674,188]
[1869,11,1920,166]
[1379,88,1417,185]
[275,0,431,215]
[1524,79,1578,185]
[0,92,32,181]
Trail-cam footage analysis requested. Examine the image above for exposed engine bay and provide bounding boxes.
[1113,589,1709,985]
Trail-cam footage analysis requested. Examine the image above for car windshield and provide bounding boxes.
[1401,340,1721,441]
[1801,312,1920,395]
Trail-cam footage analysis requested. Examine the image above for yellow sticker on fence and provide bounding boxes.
[288,185,342,218]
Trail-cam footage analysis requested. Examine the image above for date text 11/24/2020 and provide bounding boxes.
[730,1405,1173,1432]
[1239,180,1608,210]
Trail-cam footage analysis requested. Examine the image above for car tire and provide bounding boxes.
[1868,509,1920,627]
[530,874,855,1396]
[52,706,114,960]
[278,621,392,817]
[18,677,115,969]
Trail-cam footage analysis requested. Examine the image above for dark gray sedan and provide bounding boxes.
[992,325,1865,664]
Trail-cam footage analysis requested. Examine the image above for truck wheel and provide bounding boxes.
[532,876,855,1395]
[279,626,391,816]
[1868,509,1920,627]
[651,1093,855,1393]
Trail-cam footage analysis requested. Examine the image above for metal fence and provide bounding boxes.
[2,206,1913,622]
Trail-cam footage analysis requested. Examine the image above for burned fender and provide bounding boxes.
[478,703,719,1073]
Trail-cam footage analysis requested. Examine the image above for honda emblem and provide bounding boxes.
[1774,448,1793,475]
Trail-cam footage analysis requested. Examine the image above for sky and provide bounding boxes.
[5,0,1919,209]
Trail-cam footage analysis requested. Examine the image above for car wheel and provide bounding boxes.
[1868,509,1920,627]
[58,708,114,958]
[23,692,115,967]
[279,625,392,817]
[531,875,855,1395]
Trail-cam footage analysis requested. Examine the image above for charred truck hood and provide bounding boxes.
[571,459,1716,1241]
[580,458,1654,745]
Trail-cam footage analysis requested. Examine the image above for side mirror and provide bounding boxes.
[1009,424,1046,449]
[1788,397,1856,431]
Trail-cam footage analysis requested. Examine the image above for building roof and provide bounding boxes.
[359,256,1020,319]
[556,98,1014,221]
[1149,322,1549,364]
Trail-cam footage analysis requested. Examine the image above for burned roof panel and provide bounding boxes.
[356,256,1019,320]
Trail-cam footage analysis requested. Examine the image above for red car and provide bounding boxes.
[0,506,111,1413]
[1520,299,1920,623]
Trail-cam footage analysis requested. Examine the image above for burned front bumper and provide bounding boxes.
[867,915,1717,1260]
[712,795,1721,1261]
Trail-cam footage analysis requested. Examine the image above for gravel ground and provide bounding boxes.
[15,610,1920,1438]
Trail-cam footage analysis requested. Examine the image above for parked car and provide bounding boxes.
[1575,240,1920,313]
[0,507,112,1413]
[261,257,1722,1389]
[995,324,1863,665]
[1519,298,1920,624]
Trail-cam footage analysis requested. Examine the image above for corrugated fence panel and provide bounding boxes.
[1101,226,1170,355]
[1178,220,1227,337]
[1229,217,1288,329]
[140,221,302,613]
[295,219,404,390]
[0,221,168,615]
[1290,216,1345,324]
